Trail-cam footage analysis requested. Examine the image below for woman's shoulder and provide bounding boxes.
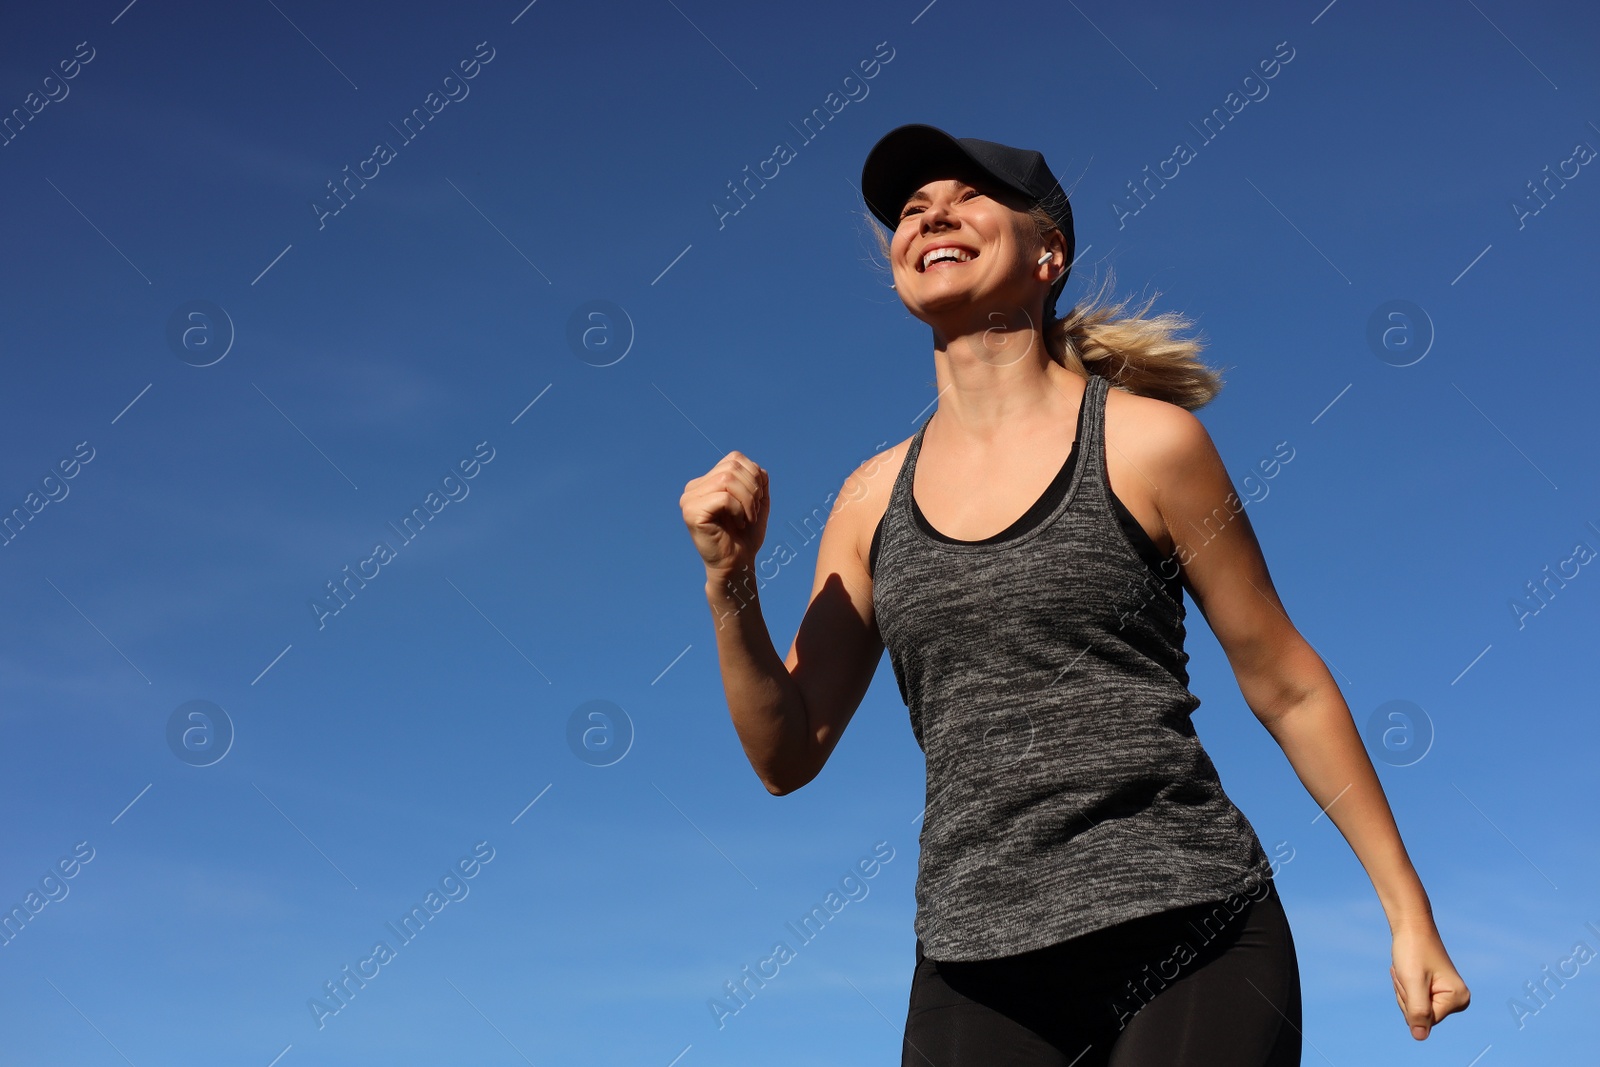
[1104,377,1205,464]
[836,433,917,578]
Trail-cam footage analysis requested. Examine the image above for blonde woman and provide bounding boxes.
[679,123,1470,1065]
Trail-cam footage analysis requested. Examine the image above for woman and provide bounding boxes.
[679,123,1470,1065]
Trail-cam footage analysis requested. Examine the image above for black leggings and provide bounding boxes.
[901,879,1301,1066]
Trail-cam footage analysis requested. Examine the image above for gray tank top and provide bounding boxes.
[870,372,1275,962]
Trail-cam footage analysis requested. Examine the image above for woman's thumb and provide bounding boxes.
[1392,964,1434,1039]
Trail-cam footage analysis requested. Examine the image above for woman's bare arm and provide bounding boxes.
[1145,405,1471,1039]
[702,458,886,795]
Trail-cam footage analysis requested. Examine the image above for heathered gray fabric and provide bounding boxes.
[872,373,1275,962]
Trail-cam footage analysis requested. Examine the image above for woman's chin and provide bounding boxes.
[910,289,993,321]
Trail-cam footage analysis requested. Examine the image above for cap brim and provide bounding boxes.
[860,124,1005,229]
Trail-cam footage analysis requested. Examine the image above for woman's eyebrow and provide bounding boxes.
[902,180,978,206]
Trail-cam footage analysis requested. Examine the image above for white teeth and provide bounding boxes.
[922,247,974,269]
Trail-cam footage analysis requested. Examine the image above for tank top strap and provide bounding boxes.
[891,412,935,523]
[1076,373,1113,508]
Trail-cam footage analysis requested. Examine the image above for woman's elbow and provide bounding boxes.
[761,756,819,796]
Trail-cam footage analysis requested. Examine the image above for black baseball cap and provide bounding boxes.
[861,123,1076,317]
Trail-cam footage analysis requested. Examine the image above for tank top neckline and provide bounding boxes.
[901,374,1103,554]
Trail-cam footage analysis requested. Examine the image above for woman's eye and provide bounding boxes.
[899,189,981,220]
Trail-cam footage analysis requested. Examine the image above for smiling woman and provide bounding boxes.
[680,122,1472,1066]
[855,124,1467,1063]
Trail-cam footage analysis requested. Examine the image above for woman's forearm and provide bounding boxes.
[704,566,813,794]
[1260,681,1436,932]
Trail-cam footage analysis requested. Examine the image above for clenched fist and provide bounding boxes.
[680,451,769,579]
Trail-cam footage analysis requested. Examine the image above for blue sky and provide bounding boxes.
[1,0,1596,1064]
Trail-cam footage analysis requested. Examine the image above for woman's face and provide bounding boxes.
[888,172,1051,325]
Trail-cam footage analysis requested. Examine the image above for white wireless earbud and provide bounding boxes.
[1038,252,1052,264]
